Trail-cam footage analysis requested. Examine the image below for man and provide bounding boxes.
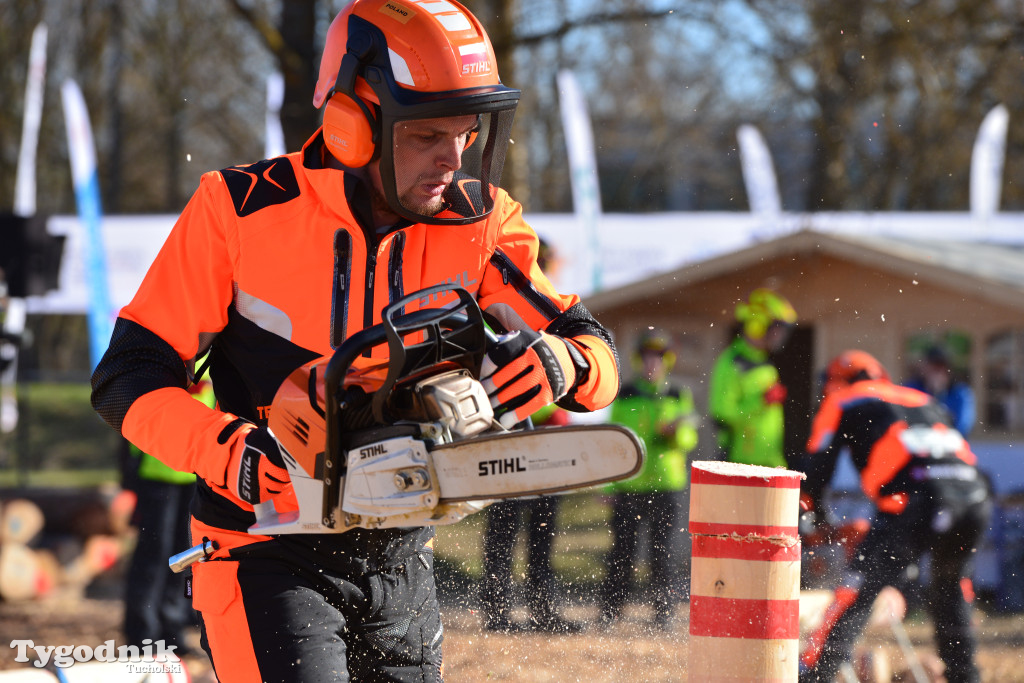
[797,350,991,683]
[90,2,620,680]
[708,287,796,468]
[906,344,976,437]
[599,330,698,630]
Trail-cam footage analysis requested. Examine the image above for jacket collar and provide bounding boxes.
[299,128,411,237]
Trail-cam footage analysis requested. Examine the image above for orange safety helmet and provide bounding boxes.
[822,350,891,396]
[313,0,520,225]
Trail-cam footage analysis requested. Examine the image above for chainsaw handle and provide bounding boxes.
[320,284,491,528]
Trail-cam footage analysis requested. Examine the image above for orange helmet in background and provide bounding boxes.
[313,0,520,225]
[822,350,891,397]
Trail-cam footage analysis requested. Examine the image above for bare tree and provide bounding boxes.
[223,0,320,154]
[2,0,1021,218]
[728,0,1024,210]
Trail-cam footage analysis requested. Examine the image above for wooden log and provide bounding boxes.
[688,461,805,682]
[0,498,45,545]
[60,534,124,589]
[0,486,125,538]
[0,542,56,601]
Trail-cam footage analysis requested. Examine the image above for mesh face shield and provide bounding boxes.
[324,12,521,226]
[381,102,518,225]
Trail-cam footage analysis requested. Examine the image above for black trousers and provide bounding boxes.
[194,537,443,683]
[479,496,559,623]
[124,478,197,651]
[599,491,686,620]
[801,479,992,683]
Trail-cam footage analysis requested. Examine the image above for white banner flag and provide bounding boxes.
[737,124,782,233]
[5,23,48,433]
[557,70,603,293]
[265,71,286,158]
[14,23,48,218]
[970,104,1009,223]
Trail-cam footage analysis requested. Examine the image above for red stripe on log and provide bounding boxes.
[690,596,800,640]
[691,534,801,562]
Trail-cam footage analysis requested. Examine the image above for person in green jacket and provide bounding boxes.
[708,288,797,468]
[599,330,698,630]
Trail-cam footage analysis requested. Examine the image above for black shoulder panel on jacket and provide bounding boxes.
[221,158,300,217]
[91,318,188,432]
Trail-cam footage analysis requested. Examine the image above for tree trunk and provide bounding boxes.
[279,0,319,153]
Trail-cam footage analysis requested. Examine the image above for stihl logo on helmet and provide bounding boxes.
[459,43,492,76]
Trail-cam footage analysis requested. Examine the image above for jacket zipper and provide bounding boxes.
[388,231,406,315]
[331,230,351,348]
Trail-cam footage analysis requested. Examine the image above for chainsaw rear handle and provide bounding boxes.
[320,284,494,528]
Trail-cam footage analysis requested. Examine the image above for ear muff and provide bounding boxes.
[322,92,376,168]
[321,32,379,168]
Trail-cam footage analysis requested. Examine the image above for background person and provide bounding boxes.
[797,350,991,683]
[906,343,976,437]
[478,238,581,633]
[598,330,698,630]
[708,287,796,468]
[90,2,621,680]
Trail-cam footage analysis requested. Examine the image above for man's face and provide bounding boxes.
[372,114,478,219]
[641,350,666,382]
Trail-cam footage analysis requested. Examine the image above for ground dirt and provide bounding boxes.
[1,594,1023,682]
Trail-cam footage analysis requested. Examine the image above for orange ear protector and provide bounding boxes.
[322,40,379,168]
[323,92,377,167]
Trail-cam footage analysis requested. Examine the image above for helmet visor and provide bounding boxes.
[381,104,517,225]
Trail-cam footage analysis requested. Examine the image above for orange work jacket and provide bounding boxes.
[91,130,620,533]
[804,379,977,514]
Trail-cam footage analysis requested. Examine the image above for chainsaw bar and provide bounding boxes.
[431,424,644,501]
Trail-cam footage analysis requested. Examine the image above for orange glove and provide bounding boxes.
[226,426,290,505]
[480,328,578,429]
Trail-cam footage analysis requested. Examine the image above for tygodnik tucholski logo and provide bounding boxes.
[9,638,182,672]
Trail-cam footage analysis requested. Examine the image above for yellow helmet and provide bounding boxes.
[735,288,796,341]
[632,328,676,372]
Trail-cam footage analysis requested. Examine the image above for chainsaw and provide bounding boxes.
[247,283,645,535]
